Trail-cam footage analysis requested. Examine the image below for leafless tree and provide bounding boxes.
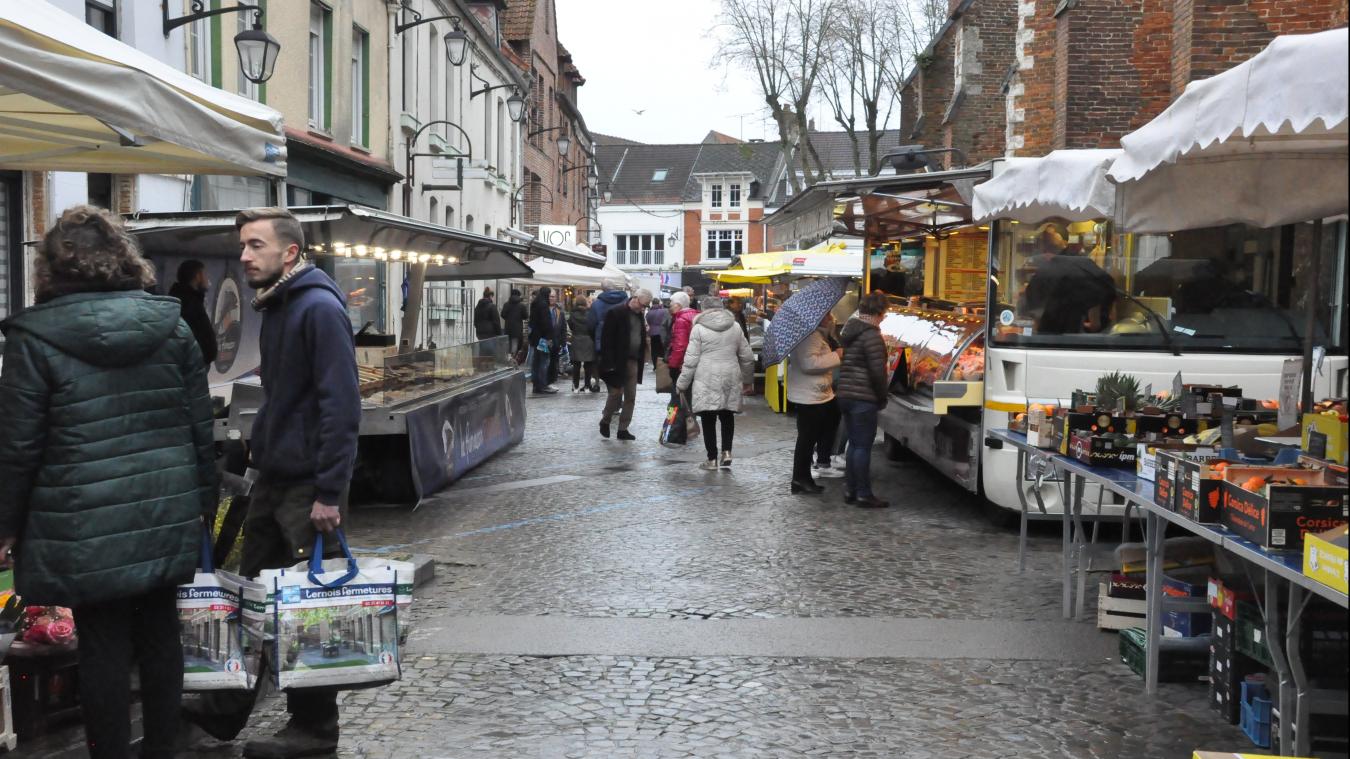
[819,0,912,176]
[716,0,835,193]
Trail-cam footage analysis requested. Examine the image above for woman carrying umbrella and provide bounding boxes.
[787,312,843,493]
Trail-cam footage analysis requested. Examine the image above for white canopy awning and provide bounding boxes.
[501,258,633,290]
[1108,28,1348,232]
[973,149,1121,223]
[0,1,286,176]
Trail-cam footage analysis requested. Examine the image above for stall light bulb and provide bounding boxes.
[419,254,432,264]
[434,255,445,265]
[373,247,386,257]
[390,250,403,260]
[354,245,368,257]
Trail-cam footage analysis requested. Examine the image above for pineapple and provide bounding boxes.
[1095,371,1143,412]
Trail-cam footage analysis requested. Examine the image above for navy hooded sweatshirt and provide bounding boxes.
[250,266,360,503]
[589,290,630,351]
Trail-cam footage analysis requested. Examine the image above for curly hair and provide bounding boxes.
[35,205,156,303]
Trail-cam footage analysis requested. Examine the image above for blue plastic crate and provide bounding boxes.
[1239,677,1272,748]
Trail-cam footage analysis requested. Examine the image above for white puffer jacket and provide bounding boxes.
[675,309,755,413]
[786,328,839,405]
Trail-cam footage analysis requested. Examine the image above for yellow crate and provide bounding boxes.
[1194,753,1313,759]
[1302,412,1348,465]
[1303,524,1349,595]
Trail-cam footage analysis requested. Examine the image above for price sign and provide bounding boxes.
[1277,358,1301,431]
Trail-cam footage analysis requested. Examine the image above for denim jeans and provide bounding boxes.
[838,398,879,498]
[530,343,551,391]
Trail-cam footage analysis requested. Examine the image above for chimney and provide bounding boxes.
[808,117,816,131]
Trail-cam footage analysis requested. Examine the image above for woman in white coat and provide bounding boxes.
[675,303,755,470]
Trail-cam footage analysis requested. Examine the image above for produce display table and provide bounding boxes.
[986,428,1348,756]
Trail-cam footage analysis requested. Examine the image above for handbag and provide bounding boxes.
[659,392,689,447]
[259,530,413,691]
[179,527,266,691]
[653,359,673,393]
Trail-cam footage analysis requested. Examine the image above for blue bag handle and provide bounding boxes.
[307,528,359,589]
[200,523,216,574]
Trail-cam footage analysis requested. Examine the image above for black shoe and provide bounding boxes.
[790,479,824,494]
[180,701,249,742]
[843,492,857,505]
[600,422,611,438]
[242,723,339,759]
[616,430,636,441]
[854,495,890,509]
[535,387,558,394]
[590,383,601,393]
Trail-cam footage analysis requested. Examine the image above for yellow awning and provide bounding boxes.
[0,1,286,176]
[707,244,857,284]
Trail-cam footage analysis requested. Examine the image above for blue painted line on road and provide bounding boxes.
[353,486,717,555]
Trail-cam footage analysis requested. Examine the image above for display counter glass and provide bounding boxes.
[362,336,513,407]
[878,305,986,394]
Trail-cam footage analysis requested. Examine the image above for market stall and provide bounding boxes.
[126,204,535,504]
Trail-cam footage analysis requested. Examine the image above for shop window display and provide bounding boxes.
[991,219,1347,353]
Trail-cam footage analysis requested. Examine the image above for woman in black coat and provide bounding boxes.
[527,288,556,393]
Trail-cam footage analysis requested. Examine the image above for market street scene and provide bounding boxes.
[0,1,1347,759]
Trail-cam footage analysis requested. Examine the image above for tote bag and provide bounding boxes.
[179,529,267,691]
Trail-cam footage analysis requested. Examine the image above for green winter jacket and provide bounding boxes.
[0,291,217,607]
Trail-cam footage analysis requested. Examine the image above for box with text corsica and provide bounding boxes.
[1175,454,1242,524]
[1155,451,1189,510]
[1139,441,1214,483]
[1221,466,1349,552]
[1303,524,1348,595]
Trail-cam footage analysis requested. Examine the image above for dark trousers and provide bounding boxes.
[838,399,879,498]
[572,360,596,389]
[547,350,561,385]
[813,399,842,465]
[650,335,666,369]
[530,345,551,391]
[73,586,182,759]
[601,361,639,431]
[698,410,735,460]
[793,400,837,482]
[191,481,344,740]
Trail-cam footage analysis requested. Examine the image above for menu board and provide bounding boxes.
[941,235,985,302]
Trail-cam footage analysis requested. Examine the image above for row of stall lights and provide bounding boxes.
[306,243,456,266]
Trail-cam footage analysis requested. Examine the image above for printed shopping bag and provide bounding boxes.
[660,392,691,447]
[653,360,674,393]
[262,530,413,690]
[178,528,267,691]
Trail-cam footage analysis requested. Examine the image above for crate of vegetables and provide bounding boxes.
[1069,431,1139,468]
[1221,466,1349,551]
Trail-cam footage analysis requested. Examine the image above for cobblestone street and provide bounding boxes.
[27,378,1253,758]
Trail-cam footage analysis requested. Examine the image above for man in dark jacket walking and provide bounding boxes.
[597,289,652,440]
[183,207,361,759]
[589,279,630,351]
[0,205,217,759]
[527,287,558,394]
[500,289,527,356]
[169,259,219,367]
[835,293,891,509]
[473,287,502,341]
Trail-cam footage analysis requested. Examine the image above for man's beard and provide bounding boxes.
[247,269,282,290]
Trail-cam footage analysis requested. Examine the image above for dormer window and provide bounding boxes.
[710,183,723,209]
[652,169,668,181]
[728,183,742,208]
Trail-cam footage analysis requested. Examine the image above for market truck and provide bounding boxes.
[767,162,1348,519]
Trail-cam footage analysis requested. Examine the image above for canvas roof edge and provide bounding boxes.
[767,165,994,231]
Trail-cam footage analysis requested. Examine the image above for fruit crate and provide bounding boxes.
[1239,677,1273,749]
[1235,616,1274,669]
[1097,583,1146,631]
[1118,627,1209,682]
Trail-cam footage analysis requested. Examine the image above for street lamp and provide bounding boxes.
[395,7,468,67]
[528,126,571,157]
[163,2,280,84]
[469,65,526,123]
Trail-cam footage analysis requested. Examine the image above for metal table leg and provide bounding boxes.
[1072,475,1089,620]
[1286,583,1311,756]
[1059,470,1074,619]
[1246,565,1294,755]
[1016,448,1029,574]
[1144,510,1164,695]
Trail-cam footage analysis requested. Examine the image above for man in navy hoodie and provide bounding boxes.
[588,278,630,352]
[183,207,360,759]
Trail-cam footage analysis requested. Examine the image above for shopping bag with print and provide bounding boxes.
[659,391,691,447]
[265,530,412,690]
[653,360,674,393]
[178,528,267,691]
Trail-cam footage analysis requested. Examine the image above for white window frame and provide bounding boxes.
[728,183,742,208]
[615,234,665,266]
[186,5,211,83]
[308,3,328,129]
[709,183,723,209]
[350,26,367,145]
[703,228,743,260]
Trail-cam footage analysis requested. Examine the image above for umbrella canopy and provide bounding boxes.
[973,149,1121,223]
[0,1,286,176]
[1107,28,1347,233]
[760,277,851,365]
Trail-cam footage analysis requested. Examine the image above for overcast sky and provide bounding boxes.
[555,0,778,144]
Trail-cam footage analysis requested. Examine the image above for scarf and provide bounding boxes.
[251,261,313,311]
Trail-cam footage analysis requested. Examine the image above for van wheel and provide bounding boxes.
[884,434,911,462]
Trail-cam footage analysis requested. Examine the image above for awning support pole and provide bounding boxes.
[1301,218,1323,414]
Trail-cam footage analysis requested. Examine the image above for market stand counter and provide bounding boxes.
[986,428,1347,756]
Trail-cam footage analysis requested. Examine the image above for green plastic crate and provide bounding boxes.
[1119,628,1209,682]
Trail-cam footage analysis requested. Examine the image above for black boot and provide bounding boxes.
[242,719,339,759]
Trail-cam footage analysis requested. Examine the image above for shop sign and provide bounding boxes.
[538,225,576,248]
[405,371,526,502]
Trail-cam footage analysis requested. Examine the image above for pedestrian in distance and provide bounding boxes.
[473,286,503,341]
[727,296,751,340]
[568,295,599,392]
[675,301,754,471]
[500,288,527,357]
[0,206,217,759]
[546,289,569,386]
[646,297,671,370]
[788,312,844,494]
[180,207,362,758]
[589,278,630,352]
[682,285,699,311]
[665,291,698,391]
[836,293,892,508]
[597,288,653,440]
[169,258,219,367]
[527,287,558,394]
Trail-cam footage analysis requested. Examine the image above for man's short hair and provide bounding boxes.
[235,207,305,252]
[858,292,889,316]
[633,288,653,305]
[602,277,626,292]
[176,259,206,285]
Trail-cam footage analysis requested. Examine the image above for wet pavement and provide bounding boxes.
[21,374,1254,758]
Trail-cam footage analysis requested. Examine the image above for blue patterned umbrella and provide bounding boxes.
[761,277,852,365]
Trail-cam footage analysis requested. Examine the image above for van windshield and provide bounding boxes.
[989,219,1346,353]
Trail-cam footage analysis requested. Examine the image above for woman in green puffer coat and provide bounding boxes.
[0,205,217,759]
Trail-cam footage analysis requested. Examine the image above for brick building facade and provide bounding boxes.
[1003,0,1348,156]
